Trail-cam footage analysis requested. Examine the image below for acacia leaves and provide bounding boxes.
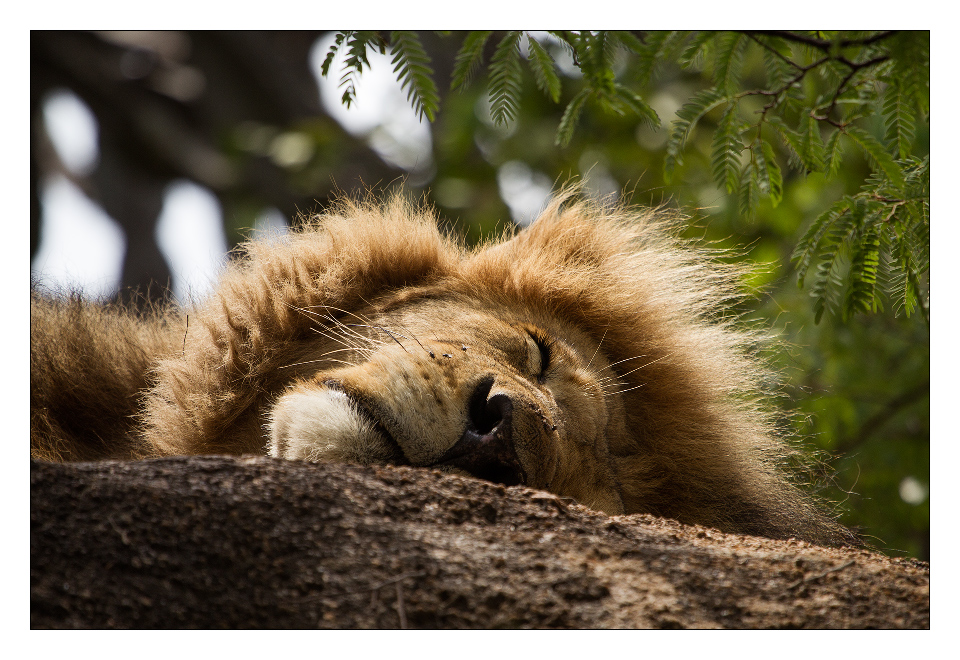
[450,31,492,92]
[321,30,661,148]
[389,31,440,121]
[655,31,928,323]
[321,31,439,121]
[792,156,929,323]
[525,37,562,103]
[320,31,387,110]
[664,87,725,180]
[319,30,929,323]
[487,31,524,125]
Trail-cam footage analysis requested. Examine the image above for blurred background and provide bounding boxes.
[30,31,929,560]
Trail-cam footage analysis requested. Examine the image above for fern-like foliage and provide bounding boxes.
[664,87,725,181]
[525,37,562,103]
[450,31,492,91]
[657,30,929,322]
[712,32,747,95]
[551,31,660,145]
[792,156,928,323]
[711,105,744,193]
[487,31,524,125]
[321,31,436,119]
[322,31,387,109]
[882,79,917,160]
[555,88,591,149]
[389,31,439,121]
[318,30,929,323]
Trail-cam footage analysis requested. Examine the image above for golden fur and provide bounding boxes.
[31,188,855,546]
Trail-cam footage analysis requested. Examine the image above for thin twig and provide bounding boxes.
[295,571,426,605]
[395,582,407,629]
[746,33,801,70]
[787,560,856,590]
[838,381,929,453]
[368,571,426,592]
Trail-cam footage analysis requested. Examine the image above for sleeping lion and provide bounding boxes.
[31,188,855,547]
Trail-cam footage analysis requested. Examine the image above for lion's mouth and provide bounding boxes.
[432,433,527,487]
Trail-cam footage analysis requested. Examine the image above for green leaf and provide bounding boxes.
[609,30,646,55]
[664,87,725,182]
[767,116,806,173]
[738,161,760,218]
[320,31,350,77]
[711,104,743,193]
[488,31,524,125]
[525,36,562,103]
[757,34,798,90]
[679,31,714,71]
[798,113,825,173]
[812,257,845,324]
[612,84,660,128]
[845,221,883,318]
[634,31,671,86]
[712,32,747,95]
[755,139,783,207]
[555,88,591,147]
[893,233,928,321]
[809,200,862,323]
[882,80,917,159]
[793,197,851,286]
[888,204,929,322]
[823,129,844,178]
[845,125,906,190]
[451,31,492,91]
[389,31,440,122]
[888,32,930,118]
[338,31,386,109]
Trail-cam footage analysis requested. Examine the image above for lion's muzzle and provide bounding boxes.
[431,378,526,486]
[267,339,559,490]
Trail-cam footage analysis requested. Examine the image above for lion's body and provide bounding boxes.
[31,190,854,546]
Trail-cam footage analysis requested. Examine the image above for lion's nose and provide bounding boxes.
[434,378,526,486]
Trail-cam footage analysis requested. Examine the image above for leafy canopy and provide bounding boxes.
[321,30,929,324]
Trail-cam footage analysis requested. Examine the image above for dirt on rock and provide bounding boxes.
[30,456,929,629]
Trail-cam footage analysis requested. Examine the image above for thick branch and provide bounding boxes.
[838,380,930,453]
[745,31,897,52]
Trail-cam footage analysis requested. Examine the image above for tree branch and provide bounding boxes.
[745,31,897,52]
[838,380,930,453]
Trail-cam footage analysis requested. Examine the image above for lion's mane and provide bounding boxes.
[31,187,854,546]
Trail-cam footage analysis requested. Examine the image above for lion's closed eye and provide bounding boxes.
[517,326,554,383]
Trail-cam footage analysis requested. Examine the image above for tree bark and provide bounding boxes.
[31,457,928,629]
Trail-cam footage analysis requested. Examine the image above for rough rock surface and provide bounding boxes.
[30,457,929,629]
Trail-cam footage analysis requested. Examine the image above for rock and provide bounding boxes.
[30,457,929,629]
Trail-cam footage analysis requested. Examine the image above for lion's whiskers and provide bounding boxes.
[396,323,435,358]
[588,351,673,398]
[595,353,650,373]
[585,327,609,371]
[605,382,647,397]
[326,317,383,345]
[309,326,372,353]
[280,356,363,370]
[594,352,674,392]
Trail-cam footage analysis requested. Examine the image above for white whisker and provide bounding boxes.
[586,327,609,370]
[606,382,647,396]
